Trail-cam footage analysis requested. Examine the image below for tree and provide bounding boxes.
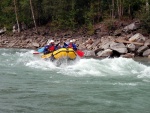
[112,0,115,19]
[146,0,149,13]
[29,0,38,33]
[14,0,20,32]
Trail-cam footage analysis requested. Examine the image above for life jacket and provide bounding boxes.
[43,45,49,52]
[68,43,73,48]
[68,43,77,51]
[48,44,55,51]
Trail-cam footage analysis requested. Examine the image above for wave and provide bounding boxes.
[1,49,150,79]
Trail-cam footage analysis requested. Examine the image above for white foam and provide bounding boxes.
[113,82,137,86]
[137,67,150,78]
[6,49,150,79]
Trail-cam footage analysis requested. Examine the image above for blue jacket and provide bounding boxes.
[43,45,49,53]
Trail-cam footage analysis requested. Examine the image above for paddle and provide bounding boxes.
[76,50,84,57]
[33,51,40,54]
[33,47,45,55]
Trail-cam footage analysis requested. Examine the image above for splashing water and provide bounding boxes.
[0,48,150,113]
[1,48,150,78]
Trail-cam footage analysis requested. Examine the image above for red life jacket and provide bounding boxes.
[68,43,73,48]
[48,45,55,51]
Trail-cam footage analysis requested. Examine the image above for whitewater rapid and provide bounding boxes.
[1,48,150,79]
[1,48,150,113]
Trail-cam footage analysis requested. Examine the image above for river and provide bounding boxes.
[0,48,150,113]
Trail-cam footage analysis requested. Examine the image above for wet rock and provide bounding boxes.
[137,46,148,55]
[83,50,95,57]
[94,48,102,54]
[121,53,135,58]
[110,42,128,54]
[127,43,136,52]
[97,49,113,57]
[143,49,150,57]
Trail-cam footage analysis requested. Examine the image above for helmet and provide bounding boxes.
[72,39,76,42]
[70,40,73,43]
[50,40,54,43]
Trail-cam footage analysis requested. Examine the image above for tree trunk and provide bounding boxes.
[29,0,38,33]
[14,0,20,33]
[97,0,100,22]
[112,0,114,19]
[128,4,131,16]
[117,0,123,19]
[146,0,149,13]
[119,0,122,18]
[121,0,124,16]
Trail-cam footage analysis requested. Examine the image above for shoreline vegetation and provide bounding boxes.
[0,0,150,58]
[1,19,150,58]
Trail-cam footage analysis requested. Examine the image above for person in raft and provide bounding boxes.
[43,40,56,54]
[64,40,77,51]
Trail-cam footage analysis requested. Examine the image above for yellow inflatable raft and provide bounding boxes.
[41,48,77,60]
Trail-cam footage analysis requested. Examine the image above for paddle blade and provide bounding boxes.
[38,47,45,53]
[33,51,40,54]
[76,50,84,57]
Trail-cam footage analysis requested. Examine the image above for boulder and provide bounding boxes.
[86,38,93,45]
[123,21,140,32]
[121,53,135,58]
[110,42,128,54]
[97,49,113,57]
[86,44,93,50]
[127,43,136,52]
[8,42,15,47]
[93,46,99,51]
[114,29,122,36]
[83,50,95,57]
[91,39,101,47]
[129,33,145,42]
[94,48,102,54]
[144,39,150,47]
[32,42,40,47]
[0,27,6,34]
[137,46,148,55]
[78,44,86,50]
[143,49,150,57]
[101,42,111,50]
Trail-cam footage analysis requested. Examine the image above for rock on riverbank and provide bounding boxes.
[0,20,150,58]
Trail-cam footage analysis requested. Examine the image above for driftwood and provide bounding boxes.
[115,39,144,46]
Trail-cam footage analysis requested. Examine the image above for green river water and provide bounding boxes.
[0,48,150,113]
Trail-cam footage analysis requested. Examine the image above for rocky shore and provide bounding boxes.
[1,20,150,58]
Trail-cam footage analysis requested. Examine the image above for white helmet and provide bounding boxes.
[50,40,54,43]
[72,39,76,42]
[70,40,73,43]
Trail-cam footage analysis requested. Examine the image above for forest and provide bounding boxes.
[0,0,150,33]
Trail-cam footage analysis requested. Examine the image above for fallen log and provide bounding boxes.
[115,39,144,46]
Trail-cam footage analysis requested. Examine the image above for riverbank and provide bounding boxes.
[0,20,150,58]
